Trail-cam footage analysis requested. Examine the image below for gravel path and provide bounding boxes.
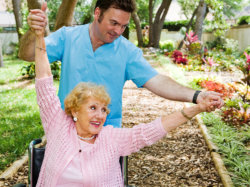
[122,81,222,187]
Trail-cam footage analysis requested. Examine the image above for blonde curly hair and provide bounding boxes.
[64,82,111,117]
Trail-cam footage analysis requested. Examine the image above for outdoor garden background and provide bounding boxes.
[0,0,249,186]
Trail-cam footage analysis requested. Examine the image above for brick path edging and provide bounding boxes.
[195,115,234,187]
[0,152,28,186]
[0,137,46,186]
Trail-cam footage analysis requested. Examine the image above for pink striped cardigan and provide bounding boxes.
[35,76,167,187]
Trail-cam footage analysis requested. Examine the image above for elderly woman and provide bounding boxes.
[33,22,220,187]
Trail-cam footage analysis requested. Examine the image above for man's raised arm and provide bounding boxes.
[19,3,47,62]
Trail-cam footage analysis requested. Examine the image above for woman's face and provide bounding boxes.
[73,97,108,138]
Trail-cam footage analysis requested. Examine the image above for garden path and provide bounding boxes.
[2,67,225,187]
[122,78,222,186]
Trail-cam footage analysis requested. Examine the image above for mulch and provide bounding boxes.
[122,81,222,187]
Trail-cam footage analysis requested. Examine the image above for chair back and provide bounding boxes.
[28,139,45,187]
[28,138,128,186]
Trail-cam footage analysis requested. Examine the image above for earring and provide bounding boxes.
[73,117,77,122]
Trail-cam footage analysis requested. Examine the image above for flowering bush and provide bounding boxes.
[202,57,218,67]
[186,31,199,44]
[221,99,249,128]
[171,50,188,65]
[196,79,249,127]
[220,52,249,128]
[184,31,202,55]
[244,52,250,75]
[236,52,250,102]
[198,80,236,99]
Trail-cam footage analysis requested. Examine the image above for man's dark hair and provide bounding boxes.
[95,0,136,13]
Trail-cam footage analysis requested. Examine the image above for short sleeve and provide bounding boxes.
[45,27,66,63]
[125,45,158,87]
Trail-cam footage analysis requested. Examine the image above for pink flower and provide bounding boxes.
[202,57,219,67]
[186,31,199,44]
[244,52,250,64]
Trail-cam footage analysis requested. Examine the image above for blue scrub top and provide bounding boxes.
[45,24,158,127]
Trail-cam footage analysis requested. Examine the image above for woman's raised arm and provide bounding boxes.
[34,25,52,78]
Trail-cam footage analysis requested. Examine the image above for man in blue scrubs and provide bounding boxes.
[19,0,224,128]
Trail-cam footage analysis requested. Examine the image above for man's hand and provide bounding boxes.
[196,91,224,112]
[28,2,47,34]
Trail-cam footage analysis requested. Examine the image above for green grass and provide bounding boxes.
[0,56,58,172]
[0,88,43,171]
[201,113,250,187]
[0,56,30,86]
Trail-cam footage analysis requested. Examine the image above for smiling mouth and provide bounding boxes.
[108,33,118,38]
[90,121,101,127]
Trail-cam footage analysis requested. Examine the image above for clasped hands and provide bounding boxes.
[196,91,224,112]
[27,2,47,36]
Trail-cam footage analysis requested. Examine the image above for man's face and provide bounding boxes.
[93,7,131,44]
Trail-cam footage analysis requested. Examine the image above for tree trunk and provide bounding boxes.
[0,40,3,67]
[27,0,50,36]
[149,0,172,48]
[12,0,22,41]
[148,0,154,47]
[194,0,207,40]
[0,41,3,67]
[178,7,198,49]
[122,27,129,39]
[54,0,78,31]
[131,12,143,47]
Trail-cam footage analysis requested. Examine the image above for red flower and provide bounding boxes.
[171,50,188,65]
[198,80,236,99]
[171,50,183,59]
[176,57,188,65]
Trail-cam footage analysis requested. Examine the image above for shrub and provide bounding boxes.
[189,42,202,55]
[21,61,61,79]
[205,37,224,50]
[21,63,35,78]
[171,50,183,59]
[198,80,236,99]
[159,40,175,52]
[224,38,239,55]
[206,37,240,55]
[171,50,188,65]
[244,46,250,54]
[163,20,191,31]
[237,15,250,25]
[202,57,218,67]
[184,31,202,54]
[221,99,249,128]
